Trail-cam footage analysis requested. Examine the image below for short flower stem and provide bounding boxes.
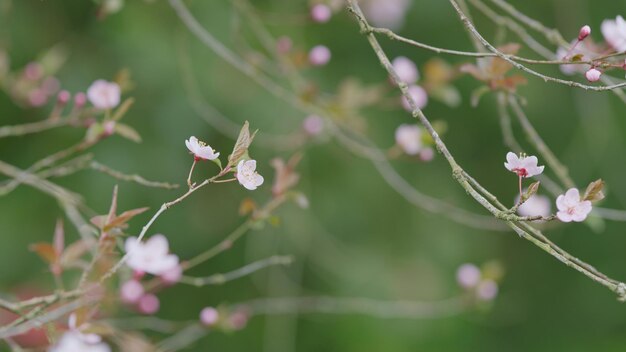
[187,159,197,188]
[212,177,236,183]
[518,175,523,199]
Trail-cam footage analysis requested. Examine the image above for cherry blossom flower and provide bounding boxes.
[362,0,410,30]
[556,188,592,222]
[585,68,602,82]
[395,124,422,155]
[200,307,219,326]
[419,147,435,162]
[476,280,498,301]
[556,40,594,75]
[137,294,160,315]
[86,80,120,110]
[237,160,264,190]
[124,234,179,276]
[517,194,551,218]
[120,280,144,304]
[504,152,544,178]
[185,136,220,161]
[57,90,71,105]
[456,263,481,289]
[601,16,626,52]
[309,45,331,66]
[160,264,183,285]
[311,4,331,23]
[392,56,419,84]
[401,84,428,111]
[48,314,110,352]
[74,92,87,108]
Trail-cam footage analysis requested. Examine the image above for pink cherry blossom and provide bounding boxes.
[48,314,110,352]
[504,152,544,178]
[303,115,325,136]
[395,124,422,155]
[419,147,435,162]
[74,92,87,108]
[160,264,183,285]
[86,80,120,109]
[401,84,428,111]
[137,294,160,315]
[124,234,179,276]
[601,16,626,52]
[311,4,331,23]
[185,136,220,161]
[456,263,481,289]
[120,280,144,304]
[362,0,410,30]
[309,45,331,66]
[556,188,592,222]
[392,56,419,84]
[200,307,219,326]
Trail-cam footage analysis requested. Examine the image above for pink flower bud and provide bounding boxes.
[401,84,428,111]
[276,36,293,55]
[74,92,87,108]
[308,45,331,66]
[57,90,71,105]
[456,263,481,289]
[120,280,144,304]
[303,115,325,136]
[200,307,219,326]
[585,68,602,82]
[228,310,249,330]
[578,25,591,41]
[137,294,160,314]
[160,265,183,285]
[311,4,332,23]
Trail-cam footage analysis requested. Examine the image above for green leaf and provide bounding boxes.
[111,98,135,121]
[115,123,142,143]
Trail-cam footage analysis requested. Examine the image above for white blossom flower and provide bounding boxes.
[476,280,498,301]
[556,188,592,222]
[392,56,419,84]
[517,194,551,218]
[310,4,331,23]
[48,315,110,352]
[395,124,422,155]
[125,234,179,275]
[362,0,411,30]
[86,80,120,110]
[556,41,594,75]
[504,152,544,178]
[200,307,219,326]
[601,16,626,52]
[401,84,428,111]
[237,160,264,190]
[185,136,220,161]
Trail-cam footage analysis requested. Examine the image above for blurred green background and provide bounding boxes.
[2,0,626,351]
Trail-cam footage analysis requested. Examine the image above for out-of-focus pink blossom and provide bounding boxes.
[200,307,219,326]
[303,115,325,136]
[74,92,87,108]
[311,4,332,23]
[401,84,428,111]
[87,80,121,109]
[395,124,422,155]
[57,90,71,105]
[137,294,160,315]
[419,147,435,162]
[41,77,60,94]
[124,234,179,276]
[24,62,43,81]
[120,280,144,304]
[309,45,331,66]
[362,0,411,30]
[229,310,249,330]
[601,16,626,52]
[276,36,293,54]
[517,194,551,218]
[28,89,48,107]
[456,263,481,289]
[392,56,419,84]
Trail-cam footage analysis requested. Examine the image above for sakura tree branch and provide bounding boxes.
[90,161,179,189]
[448,0,626,91]
[0,117,71,139]
[347,0,626,300]
[179,255,293,287]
